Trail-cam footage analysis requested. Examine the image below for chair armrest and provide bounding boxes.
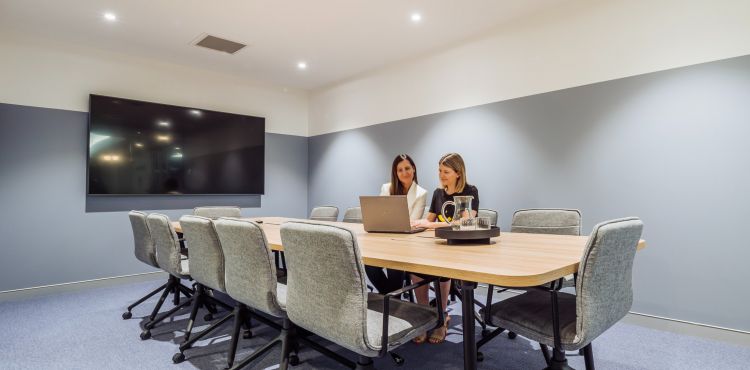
[384,277,436,299]
[378,276,443,358]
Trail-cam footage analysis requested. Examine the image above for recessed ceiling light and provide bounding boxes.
[104,12,117,22]
[134,142,143,148]
[188,109,202,117]
[297,61,307,70]
[157,120,170,127]
[411,13,422,23]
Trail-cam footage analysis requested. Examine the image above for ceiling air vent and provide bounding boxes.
[194,34,246,54]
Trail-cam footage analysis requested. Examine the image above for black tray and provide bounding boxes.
[434,226,500,245]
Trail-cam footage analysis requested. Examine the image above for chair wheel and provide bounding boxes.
[204,313,213,321]
[243,329,253,339]
[390,353,405,367]
[140,330,151,340]
[481,328,492,337]
[172,352,185,364]
[508,331,517,339]
[477,352,484,362]
[122,311,132,320]
[289,354,300,366]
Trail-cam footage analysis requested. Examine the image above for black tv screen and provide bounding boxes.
[87,95,265,195]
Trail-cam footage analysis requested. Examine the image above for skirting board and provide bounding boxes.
[0,271,167,303]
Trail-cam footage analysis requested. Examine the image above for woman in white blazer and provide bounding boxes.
[366,154,427,295]
[379,155,428,220]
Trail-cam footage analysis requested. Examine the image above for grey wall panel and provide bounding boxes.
[308,55,750,331]
[0,103,307,291]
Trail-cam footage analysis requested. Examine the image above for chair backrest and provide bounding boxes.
[576,217,643,345]
[146,213,186,277]
[510,209,582,235]
[309,206,339,221]
[193,206,242,219]
[129,211,158,268]
[477,208,499,227]
[215,218,285,317]
[280,221,373,355]
[179,215,226,292]
[342,207,362,223]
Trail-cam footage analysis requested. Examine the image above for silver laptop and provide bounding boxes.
[360,196,426,233]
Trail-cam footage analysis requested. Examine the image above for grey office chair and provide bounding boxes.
[511,208,582,287]
[309,206,339,221]
[141,213,208,340]
[480,209,583,343]
[280,221,442,369]
[342,207,363,223]
[122,211,193,321]
[214,218,292,369]
[480,217,643,369]
[477,208,499,227]
[193,206,242,219]
[510,208,582,235]
[172,215,236,363]
[122,211,193,320]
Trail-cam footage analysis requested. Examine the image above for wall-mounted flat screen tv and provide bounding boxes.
[88,94,265,195]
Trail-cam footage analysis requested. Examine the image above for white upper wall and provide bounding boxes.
[0,32,309,136]
[309,0,750,136]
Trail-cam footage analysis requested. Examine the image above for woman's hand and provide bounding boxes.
[412,219,450,229]
[411,219,430,228]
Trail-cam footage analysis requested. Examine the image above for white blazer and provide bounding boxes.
[380,182,428,221]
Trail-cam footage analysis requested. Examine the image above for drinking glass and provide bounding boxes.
[476,217,492,230]
[460,217,477,230]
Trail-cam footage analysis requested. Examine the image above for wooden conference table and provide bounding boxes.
[174,217,646,370]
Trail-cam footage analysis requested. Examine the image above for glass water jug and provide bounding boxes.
[440,195,475,230]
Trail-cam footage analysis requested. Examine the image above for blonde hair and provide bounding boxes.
[439,153,467,193]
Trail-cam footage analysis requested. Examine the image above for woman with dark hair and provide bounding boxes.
[379,154,428,219]
[365,154,427,295]
[411,152,479,344]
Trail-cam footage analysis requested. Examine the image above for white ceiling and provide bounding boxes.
[0,0,568,90]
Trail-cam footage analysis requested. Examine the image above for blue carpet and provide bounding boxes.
[0,279,748,370]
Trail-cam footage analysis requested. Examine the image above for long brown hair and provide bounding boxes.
[439,153,467,193]
[389,154,418,195]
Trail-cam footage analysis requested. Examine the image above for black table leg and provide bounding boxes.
[461,281,478,370]
[545,286,574,370]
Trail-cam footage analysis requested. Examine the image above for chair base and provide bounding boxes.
[355,356,375,370]
[123,275,192,321]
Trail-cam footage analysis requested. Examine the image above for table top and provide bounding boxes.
[173,217,646,287]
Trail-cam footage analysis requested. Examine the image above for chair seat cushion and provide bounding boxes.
[365,293,439,350]
[483,290,582,350]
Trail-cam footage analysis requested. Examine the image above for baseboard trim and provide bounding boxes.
[628,311,750,335]
[0,271,167,302]
[624,311,750,347]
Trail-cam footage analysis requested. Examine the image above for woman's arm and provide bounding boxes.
[409,187,427,220]
[412,212,450,229]
[379,183,390,196]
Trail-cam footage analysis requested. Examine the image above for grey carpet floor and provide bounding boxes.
[1,279,748,370]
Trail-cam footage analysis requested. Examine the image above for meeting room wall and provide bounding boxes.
[309,0,750,136]
[307,54,750,332]
[0,35,310,292]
